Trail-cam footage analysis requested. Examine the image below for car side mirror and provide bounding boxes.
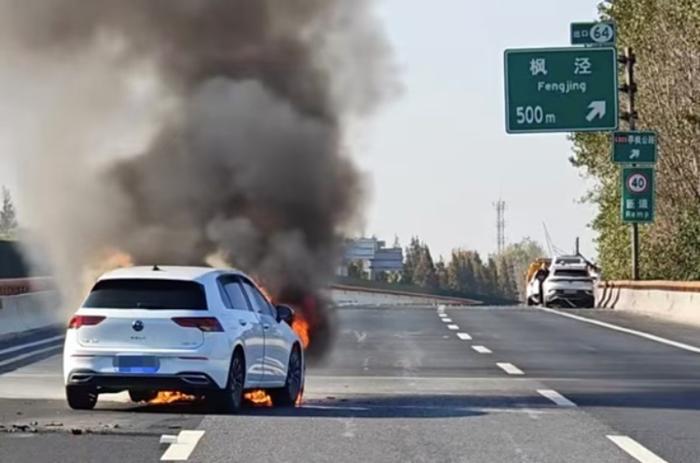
[275,305,295,325]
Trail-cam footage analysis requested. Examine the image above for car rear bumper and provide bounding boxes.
[545,292,594,308]
[66,369,221,393]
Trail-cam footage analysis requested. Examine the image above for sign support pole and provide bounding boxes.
[620,47,639,280]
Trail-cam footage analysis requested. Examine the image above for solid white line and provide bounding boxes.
[441,318,452,323]
[456,332,472,340]
[161,430,205,461]
[540,307,700,354]
[472,345,492,354]
[607,435,668,463]
[497,362,524,375]
[447,324,459,330]
[537,389,577,407]
[0,335,64,357]
[0,344,62,368]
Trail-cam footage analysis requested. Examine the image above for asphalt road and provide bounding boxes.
[1,305,700,462]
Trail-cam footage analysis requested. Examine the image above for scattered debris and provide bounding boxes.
[70,428,83,435]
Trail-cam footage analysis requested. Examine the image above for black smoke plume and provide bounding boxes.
[0,0,394,360]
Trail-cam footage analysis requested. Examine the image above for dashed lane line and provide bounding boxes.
[441,318,453,323]
[446,324,459,331]
[0,335,64,357]
[607,435,669,463]
[471,345,492,354]
[540,307,700,355]
[161,430,206,461]
[537,389,576,407]
[497,362,524,375]
[456,332,472,340]
[438,313,448,318]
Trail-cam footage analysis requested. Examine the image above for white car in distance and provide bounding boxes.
[63,266,304,411]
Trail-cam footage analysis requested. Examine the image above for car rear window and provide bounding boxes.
[553,269,590,278]
[83,279,208,310]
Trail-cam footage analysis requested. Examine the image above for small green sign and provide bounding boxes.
[621,167,655,223]
[504,47,618,133]
[571,22,616,46]
[613,131,657,164]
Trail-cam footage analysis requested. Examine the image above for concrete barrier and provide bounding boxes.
[330,284,480,307]
[596,280,700,326]
[0,291,63,336]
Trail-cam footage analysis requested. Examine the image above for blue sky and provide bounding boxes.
[354,0,604,259]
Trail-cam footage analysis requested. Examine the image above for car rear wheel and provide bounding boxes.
[208,349,245,413]
[271,346,303,407]
[128,390,158,403]
[66,385,98,410]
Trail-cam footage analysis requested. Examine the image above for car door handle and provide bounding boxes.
[238,319,248,326]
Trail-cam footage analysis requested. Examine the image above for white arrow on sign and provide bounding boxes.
[586,101,607,121]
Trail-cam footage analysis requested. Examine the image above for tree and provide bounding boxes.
[496,255,518,300]
[347,260,367,280]
[571,0,700,280]
[0,186,18,239]
[499,238,546,298]
[413,243,438,289]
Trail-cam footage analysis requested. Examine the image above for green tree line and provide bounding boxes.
[400,237,544,301]
[571,0,700,280]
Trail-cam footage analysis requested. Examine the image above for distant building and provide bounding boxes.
[339,237,403,280]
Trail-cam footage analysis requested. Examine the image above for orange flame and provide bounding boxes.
[292,315,311,349]
[244,389,273,407]
[148,391,197,405]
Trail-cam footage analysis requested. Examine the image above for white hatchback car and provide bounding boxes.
[63,266,304,411]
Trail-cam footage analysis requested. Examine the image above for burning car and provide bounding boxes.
[63,265,305,412]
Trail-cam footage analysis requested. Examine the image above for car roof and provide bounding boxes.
[98,265,246,283]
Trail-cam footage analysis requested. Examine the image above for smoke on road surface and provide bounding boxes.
[0,0,394,360]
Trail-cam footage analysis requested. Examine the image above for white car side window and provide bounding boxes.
[242,281,275,318]
[223,280,251,311]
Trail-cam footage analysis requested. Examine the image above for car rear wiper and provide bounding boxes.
[135,302,173,310]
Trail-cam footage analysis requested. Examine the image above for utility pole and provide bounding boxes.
[494,200,506,254]
[619,47,639,280]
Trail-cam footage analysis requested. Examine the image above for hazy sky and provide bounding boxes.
[355,0,603,260]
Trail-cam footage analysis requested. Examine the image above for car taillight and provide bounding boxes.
[172,317,224,332]
[68,315,106,329]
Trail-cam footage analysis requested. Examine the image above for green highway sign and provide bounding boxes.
[621,167,655,223]
[612,131,657,164]
[571,22,616,46]
[504,47,618,133]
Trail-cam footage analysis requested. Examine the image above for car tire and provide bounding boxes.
[128,390,158,403]
[209,349,245,413]
[271,345,303,407]
[66,386,98,410]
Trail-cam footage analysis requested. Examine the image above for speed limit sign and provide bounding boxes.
[622,167,655,223]
[627,173,649,193]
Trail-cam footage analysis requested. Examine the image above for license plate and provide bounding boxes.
[114,356,159,373]
[564,290,578,295]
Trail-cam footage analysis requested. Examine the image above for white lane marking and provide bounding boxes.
[441,318,453,323]
[437,304,446,313]
[456,332,472,340]
[540,307,700,355]
[0,344,62,368]
[537,389,576,407]
[497,362,524,375]
[161,430,205,461]
[471,345,492,354]
[438,313,448,318]
[0,335,64,357]
[607,435,669,463]
[447,324,459,330]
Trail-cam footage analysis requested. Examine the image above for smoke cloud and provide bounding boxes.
[0,0,394,359]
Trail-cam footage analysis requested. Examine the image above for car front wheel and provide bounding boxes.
[66,385,98,410]
[271,346,303,407]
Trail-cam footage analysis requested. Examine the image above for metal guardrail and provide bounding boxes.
[330,284,481,305]
[598,280,700,293]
